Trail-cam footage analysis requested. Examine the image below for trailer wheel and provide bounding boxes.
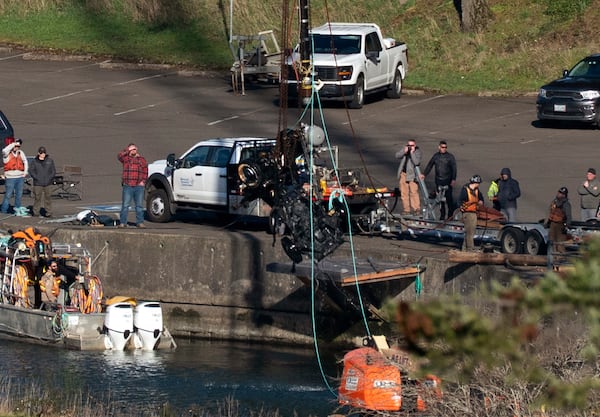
[524,230,546,255]
[500,227,524,254]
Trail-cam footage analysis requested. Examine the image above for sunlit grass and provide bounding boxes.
[0,0,597,93]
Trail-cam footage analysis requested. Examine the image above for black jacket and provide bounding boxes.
[422,152,457,186]
[29,155,57,187]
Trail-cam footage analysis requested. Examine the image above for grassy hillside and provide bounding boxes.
[0,0,599,93]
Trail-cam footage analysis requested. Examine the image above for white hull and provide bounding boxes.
[0,303,176,350]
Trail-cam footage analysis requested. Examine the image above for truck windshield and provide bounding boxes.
[312,34,361,55]
[568,58,600,78]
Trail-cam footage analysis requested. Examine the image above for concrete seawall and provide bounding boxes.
[2,221,516,346]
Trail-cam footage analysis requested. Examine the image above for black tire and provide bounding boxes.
[349,76,365,109]
[146,188,173,223]
[524,230,547,255]
[386,67,403,99]
[499,227,524,254]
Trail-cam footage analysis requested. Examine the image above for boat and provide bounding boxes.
[0,227,176,350]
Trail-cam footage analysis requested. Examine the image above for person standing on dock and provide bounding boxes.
[420,140,457,220]
[1,138,29,216]
[545,187,572,254]
[496,167,521,223]
[458,175,484,251]
[576,168,600,221]
[29,146,56,218]
[396,139,422,216]
[118,143,148,228]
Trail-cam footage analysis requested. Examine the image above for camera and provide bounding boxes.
[15,139,22,145]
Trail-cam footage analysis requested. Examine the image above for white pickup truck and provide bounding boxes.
[145,137,276,222]
[287,22,409,108]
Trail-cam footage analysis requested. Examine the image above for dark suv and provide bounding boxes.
[0,111,14,144]
[536,54,600,126]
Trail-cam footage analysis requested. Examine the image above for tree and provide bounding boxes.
[455,0,492,32]
[393,238,600,415]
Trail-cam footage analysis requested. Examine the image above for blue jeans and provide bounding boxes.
[1,177,24,213]
[120,185,145,225]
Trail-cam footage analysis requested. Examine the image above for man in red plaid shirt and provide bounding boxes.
[118,143,148,227]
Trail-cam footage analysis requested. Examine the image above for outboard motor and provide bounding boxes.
[133,301,163,351]
[104,302,134,350]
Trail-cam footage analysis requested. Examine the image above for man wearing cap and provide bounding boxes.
[458,175,484,251]
[29,146,57,218]
[118,143,148,228]
[545,187,572,254]
[1,138,28,215]
[577,168,600,221]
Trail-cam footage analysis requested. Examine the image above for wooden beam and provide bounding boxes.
[448,249,548,266]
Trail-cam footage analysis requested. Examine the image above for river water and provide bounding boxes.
[0,338,342,417]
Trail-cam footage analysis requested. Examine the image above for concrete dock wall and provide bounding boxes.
[11,224,516,346]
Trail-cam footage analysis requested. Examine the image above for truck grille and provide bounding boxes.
[287,65,342,82]
[545,90,584,100]
[314,66,339,81]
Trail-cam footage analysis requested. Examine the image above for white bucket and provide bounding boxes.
[104,302,134,350]
[133,302,163,351]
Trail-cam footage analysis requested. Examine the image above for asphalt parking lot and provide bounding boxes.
[0,48,599,229]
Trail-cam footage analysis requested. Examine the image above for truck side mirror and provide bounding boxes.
[366,50,380,61]
[166,153,176,167]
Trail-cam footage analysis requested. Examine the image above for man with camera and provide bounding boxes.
[396,139,422,216]
[1,138,29,215]
[118,143,148,228]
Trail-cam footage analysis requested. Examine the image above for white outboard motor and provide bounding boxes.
[104,302,134,350]
[133,302,163,351]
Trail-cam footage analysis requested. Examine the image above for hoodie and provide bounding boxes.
[497,168,521,209]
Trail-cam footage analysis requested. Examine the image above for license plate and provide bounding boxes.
[554,104,567,112]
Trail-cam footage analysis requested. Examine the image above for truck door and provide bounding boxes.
[173,145,229,205]
[364,31,389,89]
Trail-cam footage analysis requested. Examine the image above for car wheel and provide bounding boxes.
[386,68,403,99]
[499,227,524,254]
[147,188,173,223]
[524,230,546,255]
[349,76,364,109]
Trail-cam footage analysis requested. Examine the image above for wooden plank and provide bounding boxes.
[338,267,420,286]
[448,249,547,265]
[267,259,422,286]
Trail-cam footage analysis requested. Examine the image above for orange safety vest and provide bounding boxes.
[40,275,61,297]
[4,152,24,171]
[461,186,480,213]
[548,202,566,223]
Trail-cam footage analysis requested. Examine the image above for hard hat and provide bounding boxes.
[470,175,482,184]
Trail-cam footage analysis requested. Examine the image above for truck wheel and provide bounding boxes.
[524,230,546,255]
[499,227,524,254]
[349,76,364,109]
[147,189,173,223]
[386,68,403,99]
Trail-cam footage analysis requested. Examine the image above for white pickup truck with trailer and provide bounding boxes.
[287,22,409,108]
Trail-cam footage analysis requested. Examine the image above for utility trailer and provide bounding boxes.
[354,166,600,255]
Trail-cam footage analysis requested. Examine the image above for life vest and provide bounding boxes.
[4,152,24,171]
[11,227,51,249]
[548,201,566,223]
[40,274,61,297]
[461,186,480,213]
